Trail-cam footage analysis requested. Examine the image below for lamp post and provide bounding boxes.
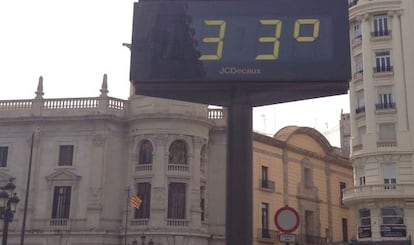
[0,178,20,245]
[132,234,154,245]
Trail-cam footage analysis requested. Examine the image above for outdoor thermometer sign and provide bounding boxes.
[129,0,350,105]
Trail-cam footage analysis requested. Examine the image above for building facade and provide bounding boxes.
[343,0,414,243]
[0,77,354,245]
[0,77,227,245]
[253,126,355,245]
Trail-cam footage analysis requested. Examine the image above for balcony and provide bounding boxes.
[256,228,279,243]
[259,179,275,192]
[355,107,366,114]
[49,218,69,227]
[377,140,398,148]
[130,218,149,227]
[376,102,396,110]
[373,66,393,73]
[166,219,189,227]
[371,30,391,37]
[352,36,362,46]
[353,70,363,80]
[167,164,189,172]
[343,184,414,205]
[136,163,153,172]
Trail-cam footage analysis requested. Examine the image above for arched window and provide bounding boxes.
[139,140,153,165]
[168,140,187,165]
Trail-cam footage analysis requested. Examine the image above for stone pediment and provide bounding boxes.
[45,169,81,182]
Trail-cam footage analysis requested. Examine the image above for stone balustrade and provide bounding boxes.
[343,184,414,204]
[0,97,225,123]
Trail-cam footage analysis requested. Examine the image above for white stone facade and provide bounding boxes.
[0,79,226,245]
[344,0,414,242]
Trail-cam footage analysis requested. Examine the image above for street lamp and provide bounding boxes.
[0,178,20,245]
[132,234,154,245]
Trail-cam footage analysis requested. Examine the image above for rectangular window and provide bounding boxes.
[383,164,397,189]
[168,182,186,219]
[377,87,394,109]
[134,182,151,219]
[340,182,346,205]
[58,145,74,166]
[382,207,404,224]
[52,186,71,219]
[261,202,270,238]
[0,147,8,167]
[304,167,312,188]
[355,55,363,74]
[379,123,396,141]
[373,15,389,36]
[359,209,371,226]
[357,166,366,186]
[375,51,391,72]
[356,91,365,113]
[305,210,315,240]
[358,126,366,138]
[354,23,362,40]
[342,218,349,242]
[200,186,206,222]
[261,166,269,188]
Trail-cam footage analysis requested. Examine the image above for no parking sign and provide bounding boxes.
[274,206,300,233]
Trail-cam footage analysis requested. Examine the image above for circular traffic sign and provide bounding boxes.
[274,206,300,233]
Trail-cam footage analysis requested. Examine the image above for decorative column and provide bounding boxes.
[86,134,106,228]
[151,135,167,227]
[390,11,408,133]
[361,14,376,150]
[190,137,205,228]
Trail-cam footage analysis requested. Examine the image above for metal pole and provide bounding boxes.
[125,187,130,245]
[2,202,11,245]
[20,132,35,245]
[226,88,253,245]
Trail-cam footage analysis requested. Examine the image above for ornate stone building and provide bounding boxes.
[0,76,354,245]
[344,0,414,243]
[0,76,226,245]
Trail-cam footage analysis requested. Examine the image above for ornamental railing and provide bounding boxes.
[259,179,275,191]
[343,184,414,201]
[49,218,69,227]
[130,218,149,226]
[166,219,189,227]
[167,164,189,172]
[376,102,396,110]
[0,100,32,110]
[0,97,226,122]
[43,97,99,109]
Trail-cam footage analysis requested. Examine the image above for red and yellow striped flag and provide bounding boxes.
[130,193,142,209]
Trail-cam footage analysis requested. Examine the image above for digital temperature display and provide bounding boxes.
[129,0,350,106]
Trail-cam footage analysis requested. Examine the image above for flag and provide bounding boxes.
[130,193,142,209]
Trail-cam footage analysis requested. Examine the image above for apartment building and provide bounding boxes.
[343,0,414,243]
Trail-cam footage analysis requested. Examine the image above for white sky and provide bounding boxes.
[0,1,349,147]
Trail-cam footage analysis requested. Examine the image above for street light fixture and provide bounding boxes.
[0,178,20,245]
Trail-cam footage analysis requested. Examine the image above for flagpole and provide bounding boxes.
[125,187,130,245]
